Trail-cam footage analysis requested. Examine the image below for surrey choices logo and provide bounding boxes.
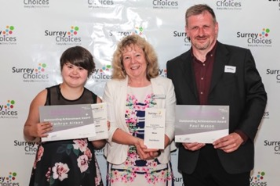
[0,172,19,186]
[45,26,81,45]
[134,26,144,35]
[91,65,112,82]
[0,25,16,45]
[266,68,280,84]
[14,140,38,156]
[88,0,114,8]
[250,171,267,186]
[264,140,280,155]
[152,0,179,9]
[159,68,167,77]
[109,26,145,38]
[12,63,49,82]
[0,100,18,119]
[173,30,191,46]
[237,28,272,47]
[23,0,49,8]
[216,0,242,10]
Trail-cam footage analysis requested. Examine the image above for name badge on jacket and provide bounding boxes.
[224,65,236,73]
[153,94,166,99]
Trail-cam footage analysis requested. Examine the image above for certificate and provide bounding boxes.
[39,104,96,142]
[144,108,165,149]
[175,105,229,143]
[88,103,109,141]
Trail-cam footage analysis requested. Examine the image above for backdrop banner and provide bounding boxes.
[0,0,278,185]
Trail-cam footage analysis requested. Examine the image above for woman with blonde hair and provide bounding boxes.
[103,34,176,185]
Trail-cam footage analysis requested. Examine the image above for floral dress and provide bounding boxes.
[107,85,173,186]
[29,85,103,186]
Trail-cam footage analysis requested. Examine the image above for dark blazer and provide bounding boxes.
[167,41,267,174]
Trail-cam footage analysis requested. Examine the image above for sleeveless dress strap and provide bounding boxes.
[45,87,51,106]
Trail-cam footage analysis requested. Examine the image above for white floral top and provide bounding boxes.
[107,85,173,186]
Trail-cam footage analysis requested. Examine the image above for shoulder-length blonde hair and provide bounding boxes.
[111,34,159,80]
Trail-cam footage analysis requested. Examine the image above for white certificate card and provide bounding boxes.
[39,104,96,142]
[175,105,229,143]
[88,103,108,141]
[144,108,165,149]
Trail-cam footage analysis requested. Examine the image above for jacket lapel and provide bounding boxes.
[180,52,199,101]
[117,77,129,132]
[209,42,229,94]
[151,77,165,108]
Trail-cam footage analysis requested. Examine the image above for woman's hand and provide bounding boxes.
[29,122,53,138]
[134,138,160,160]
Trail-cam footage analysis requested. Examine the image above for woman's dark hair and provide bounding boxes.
[60,46,95,77]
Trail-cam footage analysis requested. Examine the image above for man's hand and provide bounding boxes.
[182,142,205,151]
[213,132,243,153]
